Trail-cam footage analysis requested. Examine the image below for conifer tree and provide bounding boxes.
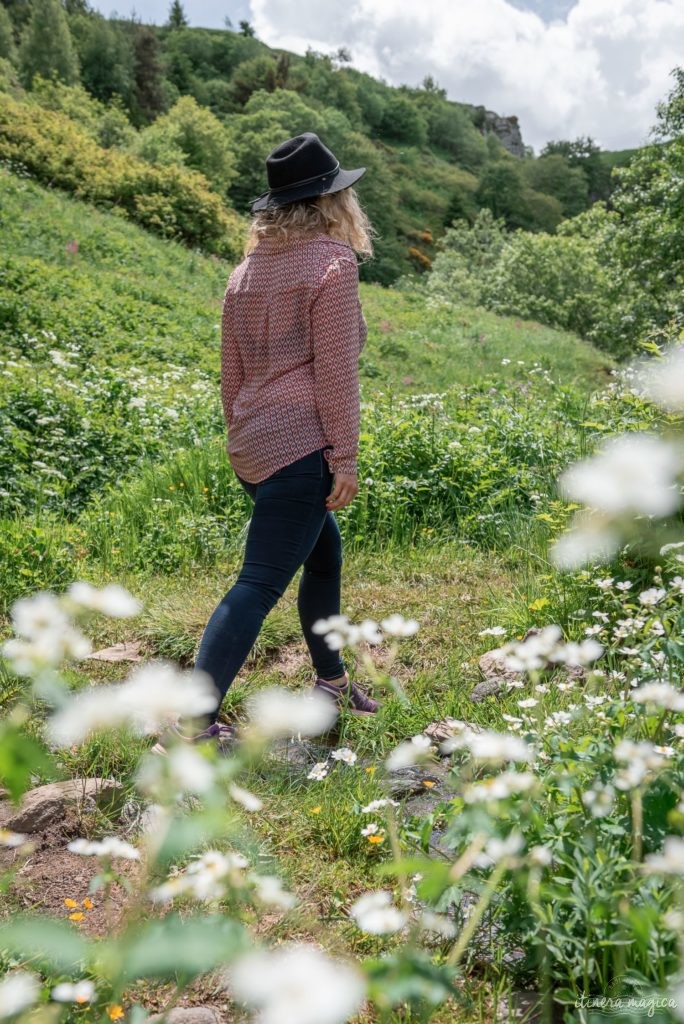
[167,0,188,29]
[0,5,18,64]
[18,0,79,87]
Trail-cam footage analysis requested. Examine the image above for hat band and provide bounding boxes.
[267,161,340,194]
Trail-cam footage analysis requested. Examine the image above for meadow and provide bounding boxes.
[2,164,684,1024]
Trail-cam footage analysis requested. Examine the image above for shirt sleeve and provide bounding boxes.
[220,285,244,431]
[310,256,364,477]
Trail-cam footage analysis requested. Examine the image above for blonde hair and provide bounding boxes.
[244,187,376,264]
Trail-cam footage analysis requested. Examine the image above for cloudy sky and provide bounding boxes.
[95,0,684,151]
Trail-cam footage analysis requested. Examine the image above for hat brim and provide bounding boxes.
[250,166,366,214]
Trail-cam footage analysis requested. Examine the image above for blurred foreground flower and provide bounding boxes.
[0,972,39,1018]
[245,686,337,739]
[349,890,408,935]
[227,943,365,1024]
[47,662,219,745]
[551,433,684,569]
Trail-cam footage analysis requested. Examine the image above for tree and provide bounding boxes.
[167,0,188,29]
[475,161,526,226]
[0,5,18,64]
[522,153,589,216]
[421,74,446,100]
[71,14,135,104]
[542,136,611,202]
[132,95,237,195]
[18,0,79,87]
[130,23,166,124]
[239,20,255,37]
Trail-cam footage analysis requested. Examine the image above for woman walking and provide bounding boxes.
[157,132,379,753]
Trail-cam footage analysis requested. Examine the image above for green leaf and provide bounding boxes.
[0,915,89,970]
[117,914,248,981]
[0,721,57,802]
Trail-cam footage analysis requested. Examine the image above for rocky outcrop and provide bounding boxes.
[476,108,526,158]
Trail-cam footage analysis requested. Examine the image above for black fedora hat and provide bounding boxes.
[249,132,366,214]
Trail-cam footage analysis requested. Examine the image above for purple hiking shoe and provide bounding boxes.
[313,675,380,716]
[151,721,238,756]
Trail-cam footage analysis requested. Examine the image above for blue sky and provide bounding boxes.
[90,0,684,151]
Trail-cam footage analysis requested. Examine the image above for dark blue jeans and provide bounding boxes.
[194,446,347,723]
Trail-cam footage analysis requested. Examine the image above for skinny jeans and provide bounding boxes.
[194,446,347,722]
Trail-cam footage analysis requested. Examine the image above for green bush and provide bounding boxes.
[0,92,243,256]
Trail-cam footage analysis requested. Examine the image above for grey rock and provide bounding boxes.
[386,760,451,799]
[473,648,523,702]
[496,991,542,1023]
[478,109,526,157]
[149,1009,222,1024]
[0,778,123,833]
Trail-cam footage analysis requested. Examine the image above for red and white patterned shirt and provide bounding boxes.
[220,231,368,484]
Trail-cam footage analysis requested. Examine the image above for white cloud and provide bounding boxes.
[248,0,684,151]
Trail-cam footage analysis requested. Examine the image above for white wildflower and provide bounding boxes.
[307,762,329,781]
[349,891,408,935]
[582,781,616,818]
[229,784,263,812]
[0,972,40,1018]
[463,771,536,803]
[51,981,95,1004]
[380,614,420,637]
[249,874,296,910]
[474,832,525,868]
[632,682,684,712]
[420,910,457,938]
[385,733,433,770]
[361,798,399,813]
[330,747,357,764]
[228,944,365,1024]
[47,662,219,745]
[67,582,142,617]
[246,686,337,739]
[67,836,139,860]
[644,837,684,876]
[558,433,683,517]
[136,744,216,797]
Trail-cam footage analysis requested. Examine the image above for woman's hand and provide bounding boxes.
[326,472,359,511]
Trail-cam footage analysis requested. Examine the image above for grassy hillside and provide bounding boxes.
[0,169,611,386]
[4,170,676,1022]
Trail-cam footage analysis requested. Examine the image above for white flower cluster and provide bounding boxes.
[47,662,219,746]
[246,686,338,740]
[307,747,358,780]
[551,419,684,569]
[150,849,296,910]
[349,890,408,935]
[2,584,142,679]
[441,728,533,765]
[613,739,672,790]
[495,624,602,673]
[68,836,140,860]
[312,612,419,651]
[227,944,365,1024]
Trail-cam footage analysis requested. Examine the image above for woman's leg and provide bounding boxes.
[297,510,347,682]
[193,450,331,723]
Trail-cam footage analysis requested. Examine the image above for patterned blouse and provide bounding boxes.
[220,231,368,484]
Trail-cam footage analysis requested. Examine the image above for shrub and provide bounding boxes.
[0,93,243,256]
